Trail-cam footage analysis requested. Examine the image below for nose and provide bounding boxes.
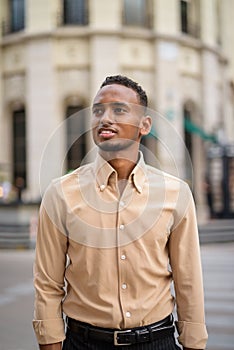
[100,107,114,125]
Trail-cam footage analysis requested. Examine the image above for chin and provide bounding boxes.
[98,141,124,152]
[98,140,138,154]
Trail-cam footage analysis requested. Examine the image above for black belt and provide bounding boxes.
[67,314,174,346]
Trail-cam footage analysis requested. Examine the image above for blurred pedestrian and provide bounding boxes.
[33,75,208,350]
[15,176,25,202]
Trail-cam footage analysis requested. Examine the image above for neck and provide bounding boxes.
[99,149,139,180]
[109,158,137,179]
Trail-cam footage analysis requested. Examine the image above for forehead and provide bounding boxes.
[93,84,139,105]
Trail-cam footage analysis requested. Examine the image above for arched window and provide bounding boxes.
[66,105,87,171]
[63,0,89,25]
[12,108,27,189]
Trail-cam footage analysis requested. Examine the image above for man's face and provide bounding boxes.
[92,84,149,153]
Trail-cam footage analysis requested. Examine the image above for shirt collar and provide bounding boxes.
[93,151,147,193]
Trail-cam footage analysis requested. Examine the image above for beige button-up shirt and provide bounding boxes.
[33,152,208,349]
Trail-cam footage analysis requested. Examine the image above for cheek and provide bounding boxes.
[123,126,141,139]
[91,118,98,130]
[90,120,97,137]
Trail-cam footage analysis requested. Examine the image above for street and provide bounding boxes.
[201,242,234,350]
[0,249,37,350]
[0,242,233,350]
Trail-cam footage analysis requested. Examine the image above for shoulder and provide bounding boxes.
[145,164,191,194]
[145,164,194,224]
[42,162,95,201]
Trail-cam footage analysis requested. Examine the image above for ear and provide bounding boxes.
[140,116,152,136]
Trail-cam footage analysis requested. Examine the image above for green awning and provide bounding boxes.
[145,118,217,143]
[184,118,217,143]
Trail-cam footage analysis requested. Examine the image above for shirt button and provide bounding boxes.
[126,311,131,318]
[120,201,125,207]
[121,283,127,290]
[100,184,105,191]
[119,224,125,231]
[121,254,126,260]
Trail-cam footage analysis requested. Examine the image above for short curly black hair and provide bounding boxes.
[100,75,148,108]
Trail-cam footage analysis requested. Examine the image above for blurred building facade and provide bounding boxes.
[0,0,234,222]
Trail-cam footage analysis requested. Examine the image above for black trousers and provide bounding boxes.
[62,328,181,350]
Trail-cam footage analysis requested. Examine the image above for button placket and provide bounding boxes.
[116,198,131,325]
[118,247,130,323]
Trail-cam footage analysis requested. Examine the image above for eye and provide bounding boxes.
[114,107,127,114]
[93,108,104,116]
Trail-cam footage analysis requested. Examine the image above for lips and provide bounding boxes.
[98,128,117,139]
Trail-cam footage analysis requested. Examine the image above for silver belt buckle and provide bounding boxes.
[114,329,132,346]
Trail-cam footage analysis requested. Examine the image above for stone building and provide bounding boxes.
[0,0,234,222]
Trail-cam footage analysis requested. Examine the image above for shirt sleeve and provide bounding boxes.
[168,183,208,349]
[32,182,68,345]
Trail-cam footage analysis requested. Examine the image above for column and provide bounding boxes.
[26,38,63,201]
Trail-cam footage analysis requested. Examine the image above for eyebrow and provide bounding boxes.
[92,102,130,109]
[112,102,129,108]
[92,103,103,109]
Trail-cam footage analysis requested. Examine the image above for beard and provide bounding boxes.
[96,138,136,152]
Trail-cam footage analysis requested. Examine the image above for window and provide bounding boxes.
[123,0,152,28]
[66,106,87,171]
[180,0,200,38]
[181,0,188,33]
[63,0,88,25]
[12,109,27,189]
[10,0,25,32]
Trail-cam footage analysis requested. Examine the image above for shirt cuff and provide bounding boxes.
[32,318,66,345]
[175,320,208,349]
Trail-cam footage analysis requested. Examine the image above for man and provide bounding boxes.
[33,75,208,350]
